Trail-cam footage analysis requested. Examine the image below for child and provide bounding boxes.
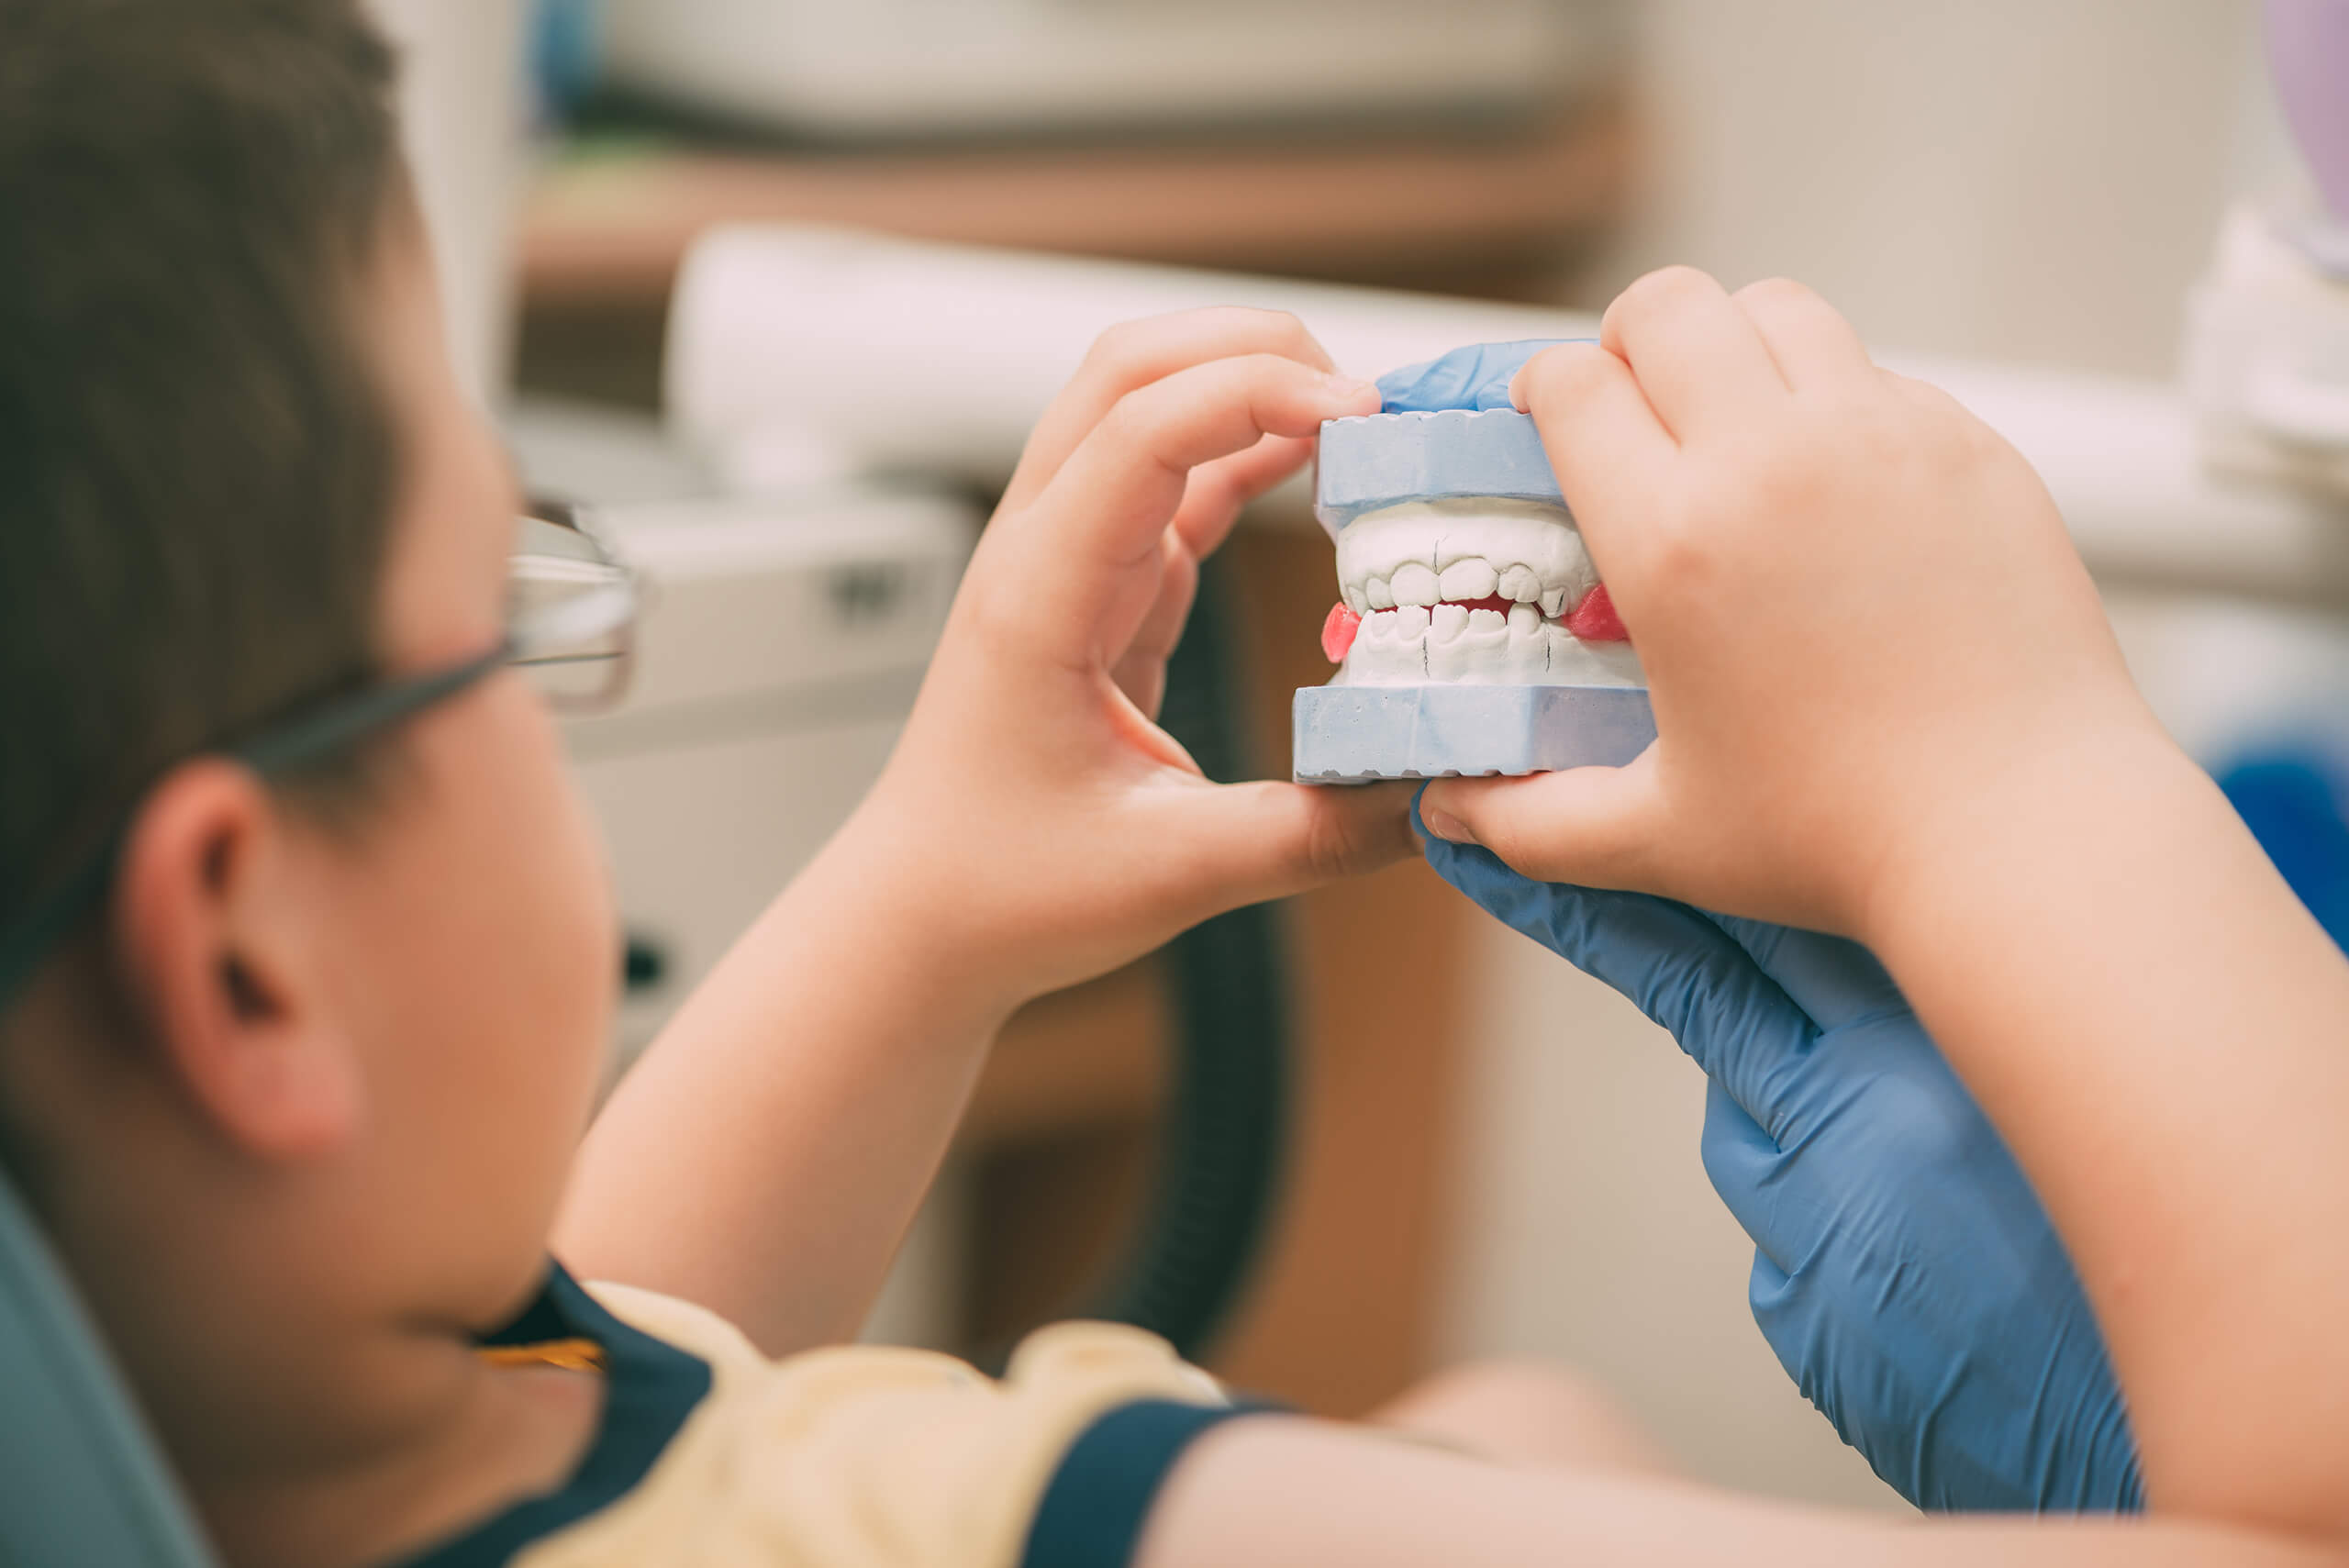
[0,3,2342,1565]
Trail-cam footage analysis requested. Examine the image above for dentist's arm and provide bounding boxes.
[1418,271,2349,1542]
[554,310,1413,1355]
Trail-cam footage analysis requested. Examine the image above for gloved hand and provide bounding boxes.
[1419,801,2145,1514]
[1377,339,1571,412]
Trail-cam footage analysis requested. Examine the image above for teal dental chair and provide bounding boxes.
[0,1164,215,1565]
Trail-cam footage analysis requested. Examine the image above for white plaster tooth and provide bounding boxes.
[1391,562,1440,607]
[1552,530,1600,607]
[1542,628,1646,688]
[1428,612,1506,680]
[1335,510,1434,597]
[1336,611,1432,685]
[1439,558,1498,603]
[1425,641,1471,681]
[1502,602,1549,682]
[1330,500,1610,684]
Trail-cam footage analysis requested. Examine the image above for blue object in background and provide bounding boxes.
[2216,748,2349,951]
[530,0,607,123]
[1415,795,2145,1514]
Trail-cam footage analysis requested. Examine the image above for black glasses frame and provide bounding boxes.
[0,504,633,1011]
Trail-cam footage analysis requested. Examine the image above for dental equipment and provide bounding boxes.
[1293,405,1654,782]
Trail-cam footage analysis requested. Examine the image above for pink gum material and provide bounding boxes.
[1321,602,1362,662]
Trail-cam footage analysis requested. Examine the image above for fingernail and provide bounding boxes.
[1419,806,1475,844]
[1320,373,1379,403]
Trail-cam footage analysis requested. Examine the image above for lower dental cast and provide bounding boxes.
[1318,497,1641,687]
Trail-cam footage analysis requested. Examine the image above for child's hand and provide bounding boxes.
[852,308,1415,1009]
[1419,269,2157,936]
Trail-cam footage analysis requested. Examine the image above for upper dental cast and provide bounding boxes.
[1315,409,1642,689]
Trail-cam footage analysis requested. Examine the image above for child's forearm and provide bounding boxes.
[552,318,1405,1354]
[1137,1418,2340,1568]
[554,804,1017,1355]
[1865,724,2349,1540]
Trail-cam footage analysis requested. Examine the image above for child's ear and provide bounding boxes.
[109,760,358,1161]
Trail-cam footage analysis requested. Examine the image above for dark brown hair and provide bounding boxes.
[0,0,406,942]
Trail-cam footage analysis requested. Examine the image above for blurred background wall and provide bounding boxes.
[1599,0,2260,376]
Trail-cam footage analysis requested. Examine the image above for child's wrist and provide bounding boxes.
[1855,712,2208,961]
[814,799,1049,1024]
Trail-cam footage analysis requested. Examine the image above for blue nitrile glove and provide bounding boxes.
[1417,800,2144,1513]
[1377,339,1575,412]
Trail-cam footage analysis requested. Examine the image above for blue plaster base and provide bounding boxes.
[1292,684,1655,784]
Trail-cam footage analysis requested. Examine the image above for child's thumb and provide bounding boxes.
[1170,778,1420,915]
[1418,751,1664,890]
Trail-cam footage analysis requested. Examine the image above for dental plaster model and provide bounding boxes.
[1292,407,1658,783]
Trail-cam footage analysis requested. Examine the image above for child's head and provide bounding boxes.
[0,0,617,1462]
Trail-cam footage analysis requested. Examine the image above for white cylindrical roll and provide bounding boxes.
[665,225,2349,606]
[665,226,1590,493]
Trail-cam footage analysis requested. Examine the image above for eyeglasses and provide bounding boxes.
[0,501,640,1010]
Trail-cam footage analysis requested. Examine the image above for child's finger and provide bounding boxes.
[1417,751,1668,893]
[1103,435,1315,715]
[1598,266,1787,441]
[999,308,1340,514]
[1008,354,1376,670]
[1108,532,1197,719]
[1511,342,1675,573]
[1731,278,1876,391]
[1159,779,1421,911]
[1166,431,1317,562]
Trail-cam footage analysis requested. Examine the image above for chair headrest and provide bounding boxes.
[0,1164,214,1566]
